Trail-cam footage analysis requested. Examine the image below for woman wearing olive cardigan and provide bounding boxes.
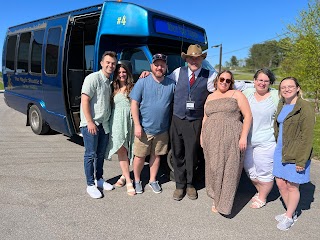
[273,77,315,231]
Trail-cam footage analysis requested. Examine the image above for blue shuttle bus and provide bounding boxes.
[2,1,213,136]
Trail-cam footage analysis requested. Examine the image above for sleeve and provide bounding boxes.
[242,88,254,98]
[129,78,143,103]
[81,75,96,99]
[207,70,218,92]
[168,68,180,83]
[296,102,315,167]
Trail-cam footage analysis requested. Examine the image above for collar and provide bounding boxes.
[188,67,202,78]
[99,70,110,83]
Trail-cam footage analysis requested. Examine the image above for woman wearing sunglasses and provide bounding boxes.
[242,68,279,209]
[201,70,252,215]
[273,77,315,231]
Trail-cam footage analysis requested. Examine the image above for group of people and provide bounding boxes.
[79,45,315,231]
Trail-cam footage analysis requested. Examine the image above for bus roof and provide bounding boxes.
[7,1,208,48]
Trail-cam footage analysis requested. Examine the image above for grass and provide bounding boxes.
[234,73,254,80]
[313,114,320,160]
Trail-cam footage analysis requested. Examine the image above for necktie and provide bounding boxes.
[190,72,195,87]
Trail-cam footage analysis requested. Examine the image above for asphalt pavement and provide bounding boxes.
[0,93,319,240]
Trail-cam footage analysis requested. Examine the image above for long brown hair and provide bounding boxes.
[112,63,134,99]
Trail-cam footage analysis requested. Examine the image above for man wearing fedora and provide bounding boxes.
[169,44,218,201]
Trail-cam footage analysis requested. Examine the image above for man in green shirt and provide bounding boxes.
[80,51,116,198]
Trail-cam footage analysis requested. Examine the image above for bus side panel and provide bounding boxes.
[2,28,45,120]
[41,16,72,136]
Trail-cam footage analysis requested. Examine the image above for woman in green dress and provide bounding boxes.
[106,63,135,196]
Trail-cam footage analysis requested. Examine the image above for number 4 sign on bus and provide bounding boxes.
[117,16,126,25]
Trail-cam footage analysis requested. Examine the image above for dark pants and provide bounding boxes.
[170,115,202,189]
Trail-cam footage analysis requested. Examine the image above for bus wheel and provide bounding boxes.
[29,105,50,135]
[167,149,175,181]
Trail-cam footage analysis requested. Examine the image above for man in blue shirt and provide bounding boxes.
[130,54,175,194]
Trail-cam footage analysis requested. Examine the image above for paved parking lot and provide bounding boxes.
[0,93,319,240]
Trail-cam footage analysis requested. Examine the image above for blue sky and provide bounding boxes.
[0,0,309,67]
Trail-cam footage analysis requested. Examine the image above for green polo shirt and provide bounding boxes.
[80,70,111,134]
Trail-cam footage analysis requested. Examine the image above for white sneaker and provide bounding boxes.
[86,185,102,199]
[275,211,298,222]
[95,178,114,191]
[277,216,294,231]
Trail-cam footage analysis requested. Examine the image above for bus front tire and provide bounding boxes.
[29,105,50,135]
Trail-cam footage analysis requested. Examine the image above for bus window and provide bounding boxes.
[45,27,61,75]
[17,32,31,74]
[85,45,94,75]
[31,30,45,74]
[5,35,17,73]
[120,48,150,81]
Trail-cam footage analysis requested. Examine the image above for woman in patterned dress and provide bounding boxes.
[106,63,135,196]
[201,70,252,215]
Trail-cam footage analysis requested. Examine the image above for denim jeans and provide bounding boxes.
[81,124,109,186]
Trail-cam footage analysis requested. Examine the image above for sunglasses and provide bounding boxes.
[219,77,232,84]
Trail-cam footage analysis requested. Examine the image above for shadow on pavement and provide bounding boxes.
[67,135,84,146]
[224,171,281,219]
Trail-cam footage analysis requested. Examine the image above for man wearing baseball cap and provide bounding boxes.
[130,53,176,194]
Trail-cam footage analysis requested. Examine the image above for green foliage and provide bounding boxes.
[246,40,286,70]
[279,0,320,112]
[233,73,254,80]
[230,56,239,67]
[313,114,320,160]
[0,81,3,90]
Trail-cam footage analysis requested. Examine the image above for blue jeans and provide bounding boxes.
[81,125,109,186]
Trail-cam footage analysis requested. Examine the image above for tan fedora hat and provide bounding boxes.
[181,44,207,60]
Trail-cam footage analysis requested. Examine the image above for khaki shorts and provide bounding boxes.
[134,131,169,157]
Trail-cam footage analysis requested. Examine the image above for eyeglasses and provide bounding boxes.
[219,77,232,84]
[280,85,296,90]
[255,79,270,84]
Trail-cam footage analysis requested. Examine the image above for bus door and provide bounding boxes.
[42,16,71,135]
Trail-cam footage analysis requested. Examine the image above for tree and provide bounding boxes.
[230,56,239,67]
[246,40,284,70]
[280,0,320,112]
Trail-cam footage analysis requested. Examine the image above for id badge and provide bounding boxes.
[186,101,195,110]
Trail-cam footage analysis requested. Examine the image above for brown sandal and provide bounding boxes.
[114,175,126,188]
[126,182,136,196]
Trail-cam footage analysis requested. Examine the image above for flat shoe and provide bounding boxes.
[126,182,136,196]
[250,198,266,209]
[251,193,259,201]
[114,175,126,188]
